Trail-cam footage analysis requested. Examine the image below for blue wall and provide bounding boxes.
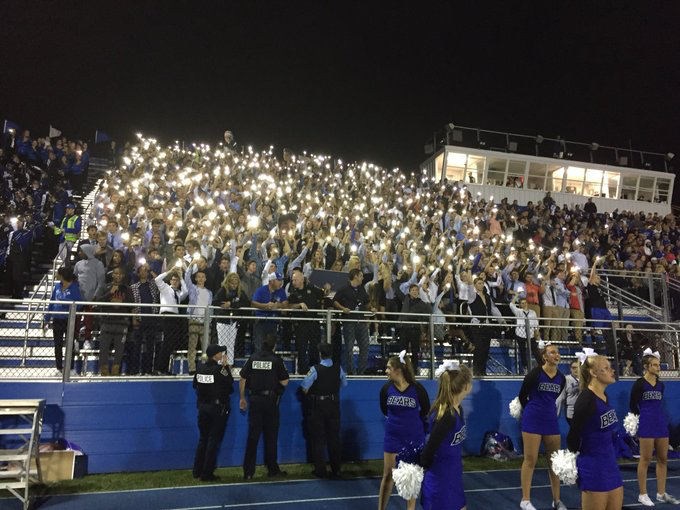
[2,378,679,474]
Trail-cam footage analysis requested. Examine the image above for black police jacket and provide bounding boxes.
[193,359,234,407]
[240,350,289,394]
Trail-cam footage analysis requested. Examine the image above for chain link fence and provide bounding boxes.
[0,298,678,381]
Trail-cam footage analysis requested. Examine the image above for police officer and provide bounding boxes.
[56,202,81,265]
[6,218,33,302]
[192,344,234,481]
[287,267,326,374]
[239,335,289,479]
[301,342,347,478]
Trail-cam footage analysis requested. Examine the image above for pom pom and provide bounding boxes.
[550,449,579,485]
[392,462,424,500]
[509,396,522,420]
[623,412,639,437]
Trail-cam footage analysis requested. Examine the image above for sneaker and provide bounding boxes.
[70,369,78,377]
[83,340,93,350]
[520,501,537,510]
[657,493,680,504]
[553,500,567,510]
[638,494,655,507]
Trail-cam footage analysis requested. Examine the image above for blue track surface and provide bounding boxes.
[2,461,679,509]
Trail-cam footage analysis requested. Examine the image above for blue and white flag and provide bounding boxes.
[3,119,20,134]
[95,130,112,144]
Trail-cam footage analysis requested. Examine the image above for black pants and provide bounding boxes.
[52,318,73,371]
[295,322,321,374]
[127,323,158,375]
[307,400,341,475]
[193,403,229,479]
[398,327,421,371]
[6,255,27,301]
[243,395,280,477]
[472,326,492,376]
[516,335,540,374]
[158,314,185,373]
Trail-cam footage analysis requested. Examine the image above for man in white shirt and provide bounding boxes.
[185,263,214,374]
[155,269,189,374]
[509,292,540,373]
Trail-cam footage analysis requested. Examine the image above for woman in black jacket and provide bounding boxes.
[212,272,250,364]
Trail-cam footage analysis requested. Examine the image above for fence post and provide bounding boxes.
[63,302,78,383]
[428,314,435,380]
[610,320,620,380]
[202,306,212,355]
[20,302,32,368]
[325,309,332,345]
[647,274,655,307]
[524,317,533,374]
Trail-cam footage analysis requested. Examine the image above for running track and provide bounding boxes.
[2,461,679,509]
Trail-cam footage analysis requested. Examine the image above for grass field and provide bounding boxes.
[8,455,638,498]
[21,456,539,496]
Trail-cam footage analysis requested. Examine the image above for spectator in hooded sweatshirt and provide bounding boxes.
[74,244,106,342]
[46,266,82,374]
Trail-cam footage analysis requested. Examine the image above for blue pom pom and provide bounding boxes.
[397,441,424,466]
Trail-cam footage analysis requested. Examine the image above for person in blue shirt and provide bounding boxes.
[46,266,82,373]
[301,342,347,478]
[251,272,288,352]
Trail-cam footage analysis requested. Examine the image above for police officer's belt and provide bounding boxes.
[200,399,224,405]
[250,390,277,397]
[307,394,337,401]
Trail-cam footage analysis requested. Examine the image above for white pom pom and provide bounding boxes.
[392,462,424,500]
[550,449,579,486]
[623,412,639,437]
[509,396,522,420]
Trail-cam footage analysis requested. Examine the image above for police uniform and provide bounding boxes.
[6,227,32,300]
[240,346,289,478]
[288,282,325,374]
[301,355,347,477]
[192,345,234,481]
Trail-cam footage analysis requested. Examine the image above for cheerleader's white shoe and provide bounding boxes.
[552,500,567,510]
[638,493,655,506]
[657,492,680,504]
[520,501,537,510]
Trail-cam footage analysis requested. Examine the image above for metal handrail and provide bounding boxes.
[599,279,663,318]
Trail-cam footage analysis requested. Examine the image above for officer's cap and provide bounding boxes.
[206,344,227,358]
[273,271,284,281]
[66,203,76,209]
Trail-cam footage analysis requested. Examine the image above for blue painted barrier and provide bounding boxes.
[2,378,678,474]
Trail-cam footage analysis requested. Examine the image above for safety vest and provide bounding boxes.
[58,215,80,242]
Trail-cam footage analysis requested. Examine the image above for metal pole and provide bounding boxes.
[20,302,32,368]
[325,309,332,344]
[428,315,435,380]
[524,317,533,374]
[63,302,78,383]
[610,320,620,380]
[647,274,655,307]
[202,306,212,355]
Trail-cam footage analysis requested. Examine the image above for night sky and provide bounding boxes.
[2,2,679,175]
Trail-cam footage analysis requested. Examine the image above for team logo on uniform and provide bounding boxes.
[600,409,618,428]
[253,361,273,370]
[386,395,417,408]
[642,391,662,401]
[196,374,214,384]
[451,425,467,446]
[538,382,562,393]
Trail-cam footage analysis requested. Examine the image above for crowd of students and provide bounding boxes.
[38,129,680,376]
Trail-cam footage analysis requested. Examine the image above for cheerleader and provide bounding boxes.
[379,351,430,510]
[420,360,473,510]
[567,349,622,510]
[518,341,567,510]
[631,348,679,506]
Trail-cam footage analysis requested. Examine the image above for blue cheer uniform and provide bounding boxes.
[567,389,623,492]
[380,382,430,454]
[630,377,668,439]
[420,408,466,510]
[518,366,566,435]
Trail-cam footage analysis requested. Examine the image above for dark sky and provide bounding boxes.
[2,1,679,173]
